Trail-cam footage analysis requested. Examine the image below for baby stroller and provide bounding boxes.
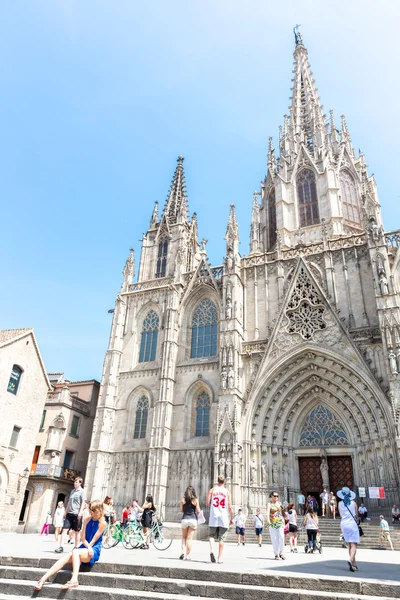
[304,528,323,554]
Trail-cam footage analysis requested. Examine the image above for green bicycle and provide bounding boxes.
[125,516,173,551]
[102,521,133,549]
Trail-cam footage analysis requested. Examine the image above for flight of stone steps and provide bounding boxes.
[1,556,400,600]
[225,519,400,549]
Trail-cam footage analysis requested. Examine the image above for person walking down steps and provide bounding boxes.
[266,491,285,560]
[253,507,264,547]
[234,508,246,546]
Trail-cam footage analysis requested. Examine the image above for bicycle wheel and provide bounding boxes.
[152,525,173,550]
[123,524,145,549]
[103,524,119,549]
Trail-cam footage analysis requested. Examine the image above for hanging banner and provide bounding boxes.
[358,487,366,497]
[369,487,385,499]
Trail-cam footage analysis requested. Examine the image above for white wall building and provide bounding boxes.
[21,377,99,533]
[0,329,50,532]
[86,33,400,518]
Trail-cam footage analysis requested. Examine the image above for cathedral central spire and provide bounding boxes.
[289,29,325,151]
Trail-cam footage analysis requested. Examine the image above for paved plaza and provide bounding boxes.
[0,533,398,584]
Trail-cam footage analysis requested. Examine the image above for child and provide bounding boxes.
[34,499,106,591]
[253,507,264,547]
[121,504,130,527]
[40,511,53,536]
[234,508,246,546]
[53,502,65,542]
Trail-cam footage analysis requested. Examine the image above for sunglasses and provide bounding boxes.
[272,494,278,497]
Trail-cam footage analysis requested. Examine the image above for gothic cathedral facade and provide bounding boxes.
[86,35,400,517]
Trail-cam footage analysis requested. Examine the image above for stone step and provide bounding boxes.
[1,560,400,599]
[1,575,400,600]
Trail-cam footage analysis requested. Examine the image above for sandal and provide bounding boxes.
[61,581,79,589]
[34,580,44,591]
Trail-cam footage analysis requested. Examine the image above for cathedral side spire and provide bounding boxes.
[250,192,262,253]
[121,248,134,292]
[161,156,189,224]
[150,200,159,227]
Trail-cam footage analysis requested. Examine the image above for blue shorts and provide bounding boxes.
[78,544,101,566]
[236,526,245,536]
[255,527,263,536]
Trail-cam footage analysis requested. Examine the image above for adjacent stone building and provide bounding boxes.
[21,376,100,533]
[87,33,400,518]
[0,329,50,532]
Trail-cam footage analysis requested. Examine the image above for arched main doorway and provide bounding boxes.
[244,348,398,510]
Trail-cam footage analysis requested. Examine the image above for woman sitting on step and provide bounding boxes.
[34,499,106,591]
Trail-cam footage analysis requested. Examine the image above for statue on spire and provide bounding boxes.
[293,24,303,46]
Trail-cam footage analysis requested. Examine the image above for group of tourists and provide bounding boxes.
[296,490,338,519]
[34,474,398,591]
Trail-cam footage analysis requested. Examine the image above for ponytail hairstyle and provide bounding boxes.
[184,486,197,503]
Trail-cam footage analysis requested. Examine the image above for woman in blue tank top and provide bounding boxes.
[34,499,106,591]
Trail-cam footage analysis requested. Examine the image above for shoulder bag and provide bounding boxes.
[344,502,364,537]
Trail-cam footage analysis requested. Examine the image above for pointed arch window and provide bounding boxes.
[139,310,159,363]
[297,169,320,227]
[134,396,149,439]
[340,170,360,226]
[195,391,211,437]
[190,299,218,358]
[267,187,277,249]
[299,404,349,447]
[156,239,168,278]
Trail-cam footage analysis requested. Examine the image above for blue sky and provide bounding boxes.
[1,1,399,381]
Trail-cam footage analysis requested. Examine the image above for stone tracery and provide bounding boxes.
[299,404,349,446]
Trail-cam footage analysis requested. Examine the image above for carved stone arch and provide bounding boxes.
[179,285,221,362]
[247,347,392,445]
[123,385,153,446]
[269,375,367,446]
[183,378,214,443]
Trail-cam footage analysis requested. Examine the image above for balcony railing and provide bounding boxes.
[30,464,80,481]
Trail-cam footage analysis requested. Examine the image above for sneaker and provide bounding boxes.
[210,552,216,563]
[274,555,279,560]
[294,548,298,553]
[54,547,63,553]
[217,559,223,564]
[279,553,286,560]
[179,554,185,560]
[242,542,245,546]
[237,543,240,546]
[259,543,262,547]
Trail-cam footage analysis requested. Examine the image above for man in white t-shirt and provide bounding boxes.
[207,475,233,564]
[320,489,329,517]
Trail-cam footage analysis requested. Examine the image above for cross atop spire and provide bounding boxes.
[162,156,189,224]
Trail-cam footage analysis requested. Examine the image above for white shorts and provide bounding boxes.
[181,519,197,530]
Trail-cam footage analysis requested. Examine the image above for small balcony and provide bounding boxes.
[30,464,80,481]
